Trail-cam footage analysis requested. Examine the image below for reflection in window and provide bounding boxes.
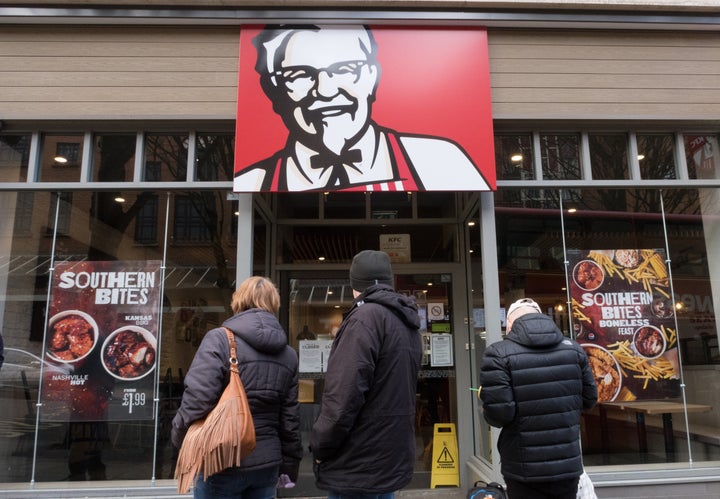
[637,133,676,180]
[144,133,188,182]
[13,192,34,235]
[134,195,158,244]
[541,133,581,180]
[92,134,136,182]
[55,142,80,166]
[174,195,211,243]
[417,192,456,218]
[195,134,235,181]
[589,133,629,180]
[0,133,31,182]
[40,134,84,182]
[48,192,72,235]
[495,133,533,180]
[326,192,367,219]
[685,134,720,180]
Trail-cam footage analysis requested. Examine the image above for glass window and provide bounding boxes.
[417,192,456,218]
[276,223,458,264]
[134,194,159,244]
[276,192,320,219]
[541,133,582,180]
[495,133,534,180]
[685,134,720,180]
[325,191,367,219]
[589,133,629,180]
[39,133,84,182]
[143,133,188,182]
[173,195,211,243]
[0,133,31,182]
[637,133,677,180]
[0,188,237,483]
[91,133,136,182]
[47,192,73,236]
[369,192,412,219]
[195,133,235,181]
[492,187,720,468]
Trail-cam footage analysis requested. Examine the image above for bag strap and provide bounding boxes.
[223,327,239,375]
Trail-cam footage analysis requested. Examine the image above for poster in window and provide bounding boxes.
[41,260,161,421]
[568,249,680,403]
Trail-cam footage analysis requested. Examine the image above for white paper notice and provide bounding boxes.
[430,333,453,367]
[298,340,333,373]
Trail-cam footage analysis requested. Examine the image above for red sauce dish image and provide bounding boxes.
[573,259,604,291]
[102,325,157,381]
[46,310,99,364]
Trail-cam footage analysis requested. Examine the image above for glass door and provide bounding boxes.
[279,270,459,494]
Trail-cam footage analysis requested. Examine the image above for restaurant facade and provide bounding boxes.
[1,1,720,497]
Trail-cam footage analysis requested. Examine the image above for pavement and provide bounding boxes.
[0,481,468,499]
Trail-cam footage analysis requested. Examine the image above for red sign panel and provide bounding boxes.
[235,25,496,192]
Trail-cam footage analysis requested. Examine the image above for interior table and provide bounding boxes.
[599,400,711,461]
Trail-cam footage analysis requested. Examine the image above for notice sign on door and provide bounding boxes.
[41,260,161,421]
[298,340,333,373]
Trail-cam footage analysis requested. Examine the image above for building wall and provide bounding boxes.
[1,26,720,121]
[0,26,239,120]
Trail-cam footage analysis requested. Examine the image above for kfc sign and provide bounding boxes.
[235,25,496,193]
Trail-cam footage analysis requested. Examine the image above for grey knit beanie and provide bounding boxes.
[349,250,394,292]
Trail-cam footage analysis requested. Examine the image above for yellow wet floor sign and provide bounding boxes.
[430,423,459,488]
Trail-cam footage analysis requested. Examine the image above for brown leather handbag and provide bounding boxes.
[175,327,256,494]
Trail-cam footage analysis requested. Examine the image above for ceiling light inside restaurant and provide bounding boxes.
[54,156,68,164]
[114,196,126,203]
[510,154,523,162]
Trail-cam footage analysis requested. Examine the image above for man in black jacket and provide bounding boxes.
[480,298,598,499]
[311,250,422,499]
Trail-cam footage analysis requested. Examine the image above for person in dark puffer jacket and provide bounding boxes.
[311,250,422,499]
[480,298,597,499]
[171,276,302,499]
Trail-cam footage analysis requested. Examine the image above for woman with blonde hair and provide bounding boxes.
[172,276,302,499]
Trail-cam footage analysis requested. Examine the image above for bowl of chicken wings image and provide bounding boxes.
[46,310,99,365]
[101,325,157,381]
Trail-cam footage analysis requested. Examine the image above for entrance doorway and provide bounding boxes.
[279,269,461,493]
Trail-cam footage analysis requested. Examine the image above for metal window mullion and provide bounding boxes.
[628,132,641,180]
[80,131,92,182]
[187,130,197,182]
[580,132,592,180]
[133,132,144,182]
[532,131,543,180]
[676,132,689,180]
[27,131,41,183]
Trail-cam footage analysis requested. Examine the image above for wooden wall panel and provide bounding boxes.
[0,26,239,120]
[488,29,720,120]
[1,26,719,122]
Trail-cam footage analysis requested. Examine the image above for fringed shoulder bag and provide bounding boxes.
[175,327,256,494]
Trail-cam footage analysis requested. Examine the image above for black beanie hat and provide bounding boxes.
[350,250,394,292]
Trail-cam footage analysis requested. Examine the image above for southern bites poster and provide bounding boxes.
[41,260,161,421]
[569,249,680,403]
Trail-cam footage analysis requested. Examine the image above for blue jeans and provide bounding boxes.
[193,466,278,499]
[328,494,395,499]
